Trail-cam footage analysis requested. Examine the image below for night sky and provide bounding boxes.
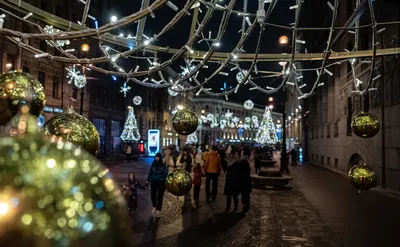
[104,0,297,112]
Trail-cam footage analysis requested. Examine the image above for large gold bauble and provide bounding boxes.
[43,106,100,155]
[348,164,377,191]
[172,109,198,135]
[0,71,45,126]
[0,134,132,247]
[351,112,380,138]
[165,168,192,196]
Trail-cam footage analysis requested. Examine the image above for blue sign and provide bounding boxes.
[147,129,160,156]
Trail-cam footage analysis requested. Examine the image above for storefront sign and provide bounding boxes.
[148,129,160,156]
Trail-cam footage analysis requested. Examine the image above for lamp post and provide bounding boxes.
[79,44,89,115]
[279,35,290,173]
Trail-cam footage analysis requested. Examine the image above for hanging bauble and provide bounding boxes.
[172,109,199,135]
[348,164,377,192]
[236,70,248,84]
[74,75,87,89]
[351,112,380,138]
[243,100,254,110]
[0,71,46,126]
[132,96,142,105]
[43,106,100,155]
[0,123,131,246]
[168,87,179,97]
[165,168,192,196]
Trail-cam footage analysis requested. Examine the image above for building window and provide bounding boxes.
[327,157,331,166]
[22,66,30,73]
[72,87,78,99]
[347,97,353,136]
[321,156,324,165]
[40,40,47,52]
[38,71,46,87]
[327,123,331,138]
[335,158,339,168]
[52,76,60,98]
[334,120,339,137]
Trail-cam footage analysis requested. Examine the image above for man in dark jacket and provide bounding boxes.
[235,155,252,213]
[180,148,192,173]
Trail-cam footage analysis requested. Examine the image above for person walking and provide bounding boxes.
[163,146,172,167]
[224,161,239,213]
[125,143,132,162]
[254,150,262,174]
[147,153,168,217]
[180,148,193,173]
[172,145,179,169]
[235,155,252,213]
[192,162,205,208]
[219,149,228,174]
[290,148,297,165]
[203,146,222,203]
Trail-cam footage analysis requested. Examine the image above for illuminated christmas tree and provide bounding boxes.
[120,106,140,142]
[255,107,278,145]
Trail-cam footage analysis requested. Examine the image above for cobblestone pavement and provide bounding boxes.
[104,154,400,247]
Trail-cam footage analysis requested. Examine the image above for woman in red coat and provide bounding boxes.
[192,163,205,208]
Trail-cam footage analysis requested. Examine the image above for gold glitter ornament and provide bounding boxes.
[348,164,377,192]
[43,106,100,155]
[351,112,380,138]
[0,71,46,126]
[165,168,192,196]
[0,132,132,247]
[172,109,199,135]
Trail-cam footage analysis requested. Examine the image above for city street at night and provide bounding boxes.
[105,155,400,247]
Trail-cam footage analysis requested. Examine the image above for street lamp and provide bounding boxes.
[110,15,117,23]
[79,43,90,115]
[269,105,274,110]
[268,97,273,102]
[279,35,290,173]
[177,104,184,110]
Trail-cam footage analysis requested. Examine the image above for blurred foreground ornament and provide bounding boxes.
[351,112,380,138]
[165,169,192,196]
[348,164,377,192]
[0,116,131,247]
[0,71,46,125]
[43,106,99,155]
[132,96,142,106]
[172,109,198,135]
[243,100,254,110]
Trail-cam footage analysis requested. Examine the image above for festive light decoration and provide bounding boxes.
[42,106,100,155]
[66,65,87,88]
[255,107,278,145]
[81,43,90,52]
[43,25,70,47]
[165,169,192,196]
[243,100,254,110]
[206,113,214,122]
[120,82,131,97]
[186,133,198,144]
[351,112,380,138]
[172,109,199,135]
[132,96,142,105]
[236,70,248,84]
[168,86,179,96]
[179,65,196,79]
[348,164,377,192]
[0,71,45,125]
[120,106,140,142]
[0,114,131,247]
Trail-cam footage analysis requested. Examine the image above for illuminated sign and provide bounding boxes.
[147,129,160,156]
[44,106,63,113]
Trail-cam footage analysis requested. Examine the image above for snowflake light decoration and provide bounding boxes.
[236,70,249,84]
[232,116,240,124]
[133,96,142,105]
[252,116,259,122]
[44,25,70,47]
[206,113,214,122]
[245,117,251,123]
[120,82,131,97]
[186,133,198,144]
[66,65,86,88]
[243,100,254,110]
[225,110,233,119]
[179,65,196,81]
[168,86,179,96]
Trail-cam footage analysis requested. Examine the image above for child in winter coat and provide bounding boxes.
[192,163,205,208]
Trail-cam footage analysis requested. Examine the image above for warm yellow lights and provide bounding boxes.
[279,35,289,45]
[177,105,184,110]
[0,202,9,215]
[81,43,90,52]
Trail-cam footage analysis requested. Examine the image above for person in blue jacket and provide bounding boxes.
[147,153,168,217]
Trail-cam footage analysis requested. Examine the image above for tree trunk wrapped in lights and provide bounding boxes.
[120,106,140,142]
[255,107,278,145]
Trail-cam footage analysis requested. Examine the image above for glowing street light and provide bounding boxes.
[201,109,205,114]
[268,97,273,102]
[177,105,184,110]
[269,105,274,109]
[110,15,117,23]
[279,35,289,45]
